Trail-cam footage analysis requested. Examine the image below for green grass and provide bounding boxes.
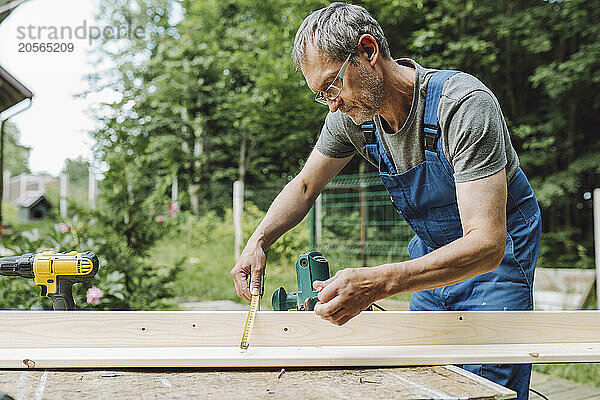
[2,203,18,226]
[151,209,413,307]
[533,363,600,388]
[1,202,56,238]
[150,210,301,305]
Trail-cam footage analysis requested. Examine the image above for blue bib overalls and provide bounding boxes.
[363,70,542,399]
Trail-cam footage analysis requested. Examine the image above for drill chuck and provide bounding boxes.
[0,253,35,278]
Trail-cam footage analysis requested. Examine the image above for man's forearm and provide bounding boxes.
[248,176,317,250]
[377,229,506,298]
[375,170,509,298]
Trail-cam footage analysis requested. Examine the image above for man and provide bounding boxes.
[231,3,541,399]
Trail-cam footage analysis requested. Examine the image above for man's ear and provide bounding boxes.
[358,34,379,66]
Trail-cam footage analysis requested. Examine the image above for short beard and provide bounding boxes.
[347,60,385,125]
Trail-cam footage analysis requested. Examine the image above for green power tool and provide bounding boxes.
[272,250,330,311]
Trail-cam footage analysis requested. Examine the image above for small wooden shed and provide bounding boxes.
[15,194,52,223]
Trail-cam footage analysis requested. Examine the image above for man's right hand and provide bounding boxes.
[231,242,266,302]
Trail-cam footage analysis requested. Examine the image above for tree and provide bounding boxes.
[2,121,30,176]
[85,0,599,267]
[367,0,599,266]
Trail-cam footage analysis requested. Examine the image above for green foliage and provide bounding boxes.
[363,0,600,267]
[2,121,30,176]
[533,363,600,388]
[85,0,325,217]
[0,201,182,310]
[61,157,90,206]
[0,276,46,310]
[151,210,239,301]
[537,228,594,268]
[152,206,305,304]
[83,0,600,268]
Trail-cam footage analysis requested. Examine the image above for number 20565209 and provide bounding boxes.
[18,42,74,52]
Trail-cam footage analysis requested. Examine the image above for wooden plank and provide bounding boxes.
[1,311,599,368]
[1,310,600,349]
[1,343,600,369]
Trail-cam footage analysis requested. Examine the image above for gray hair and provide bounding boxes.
[292,2,391,69]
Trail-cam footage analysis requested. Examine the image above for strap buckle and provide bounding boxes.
[361,120,377,144]
[423,123,440,153]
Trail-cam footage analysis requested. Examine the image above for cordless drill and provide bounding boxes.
[0,251,99,310]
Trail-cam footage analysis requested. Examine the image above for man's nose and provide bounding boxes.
[327,96,342,113]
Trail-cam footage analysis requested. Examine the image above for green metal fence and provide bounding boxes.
[243,173,414,270]
[311,172,413,269]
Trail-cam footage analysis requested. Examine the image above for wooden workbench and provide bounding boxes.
[0,365,516,400]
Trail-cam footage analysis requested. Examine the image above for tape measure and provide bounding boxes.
[240,274,264,350]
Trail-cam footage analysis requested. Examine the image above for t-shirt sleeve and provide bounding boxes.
[444,90,508,183]
[315,111,357,158]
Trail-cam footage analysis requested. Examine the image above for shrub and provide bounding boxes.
[0,201,182,310]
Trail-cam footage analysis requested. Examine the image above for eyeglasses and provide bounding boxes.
[314,54,351,105]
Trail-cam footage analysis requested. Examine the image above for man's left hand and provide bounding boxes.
[312,267,384,326]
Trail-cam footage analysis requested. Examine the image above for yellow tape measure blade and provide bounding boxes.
[240,295,260,350]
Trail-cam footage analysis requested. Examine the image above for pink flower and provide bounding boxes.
[166,202,177,216]
[156,216,164,222]
[59,223,71,233]
[86,285,103,306]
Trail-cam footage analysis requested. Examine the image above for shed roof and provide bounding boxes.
[0,65,33,114]
[14,194,51,209]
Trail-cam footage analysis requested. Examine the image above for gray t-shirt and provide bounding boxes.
[316,58,520,184]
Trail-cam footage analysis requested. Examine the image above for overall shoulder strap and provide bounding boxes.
[423,70,460,152]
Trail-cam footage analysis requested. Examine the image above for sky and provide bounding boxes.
[0,0,115,177]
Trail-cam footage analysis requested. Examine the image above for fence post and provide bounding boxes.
[60,173,68,217]
[39,175,45,196]
[88,169,96,209]
[309,205,315,250]
[233,180,244,260]
[360,185,367,267]
[171,172,178,211]
[315,194,322,249]
[3,171,9,201]
[19,174,25,198]
[594,188,600,309]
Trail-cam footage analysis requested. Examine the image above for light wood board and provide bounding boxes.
[1,310,599,368]
[2,343,600,369]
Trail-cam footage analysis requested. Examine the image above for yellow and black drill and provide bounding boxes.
[0,251,99,310]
